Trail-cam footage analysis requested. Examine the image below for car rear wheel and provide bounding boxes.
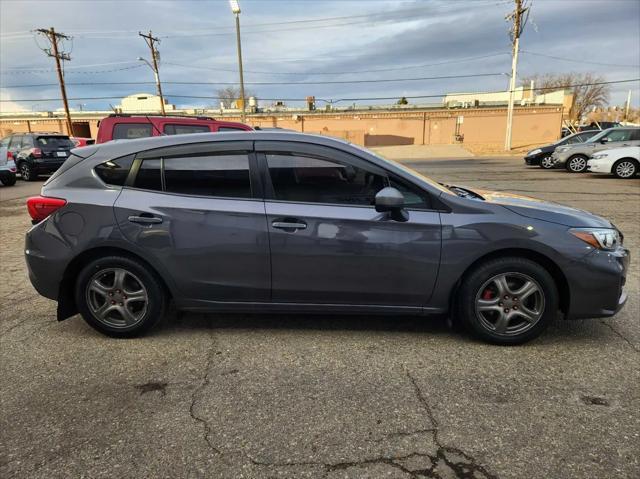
[540,155,554,169]
[457,257,558,345]
[75,256,167,337]
[566,155,588,173]
[612,158,638,179]
[0,174,16,186]
[19,162,37,181]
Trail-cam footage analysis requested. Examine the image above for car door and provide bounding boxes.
[113,140,271,304]
[595,129,638,152]
[256,140,442,308]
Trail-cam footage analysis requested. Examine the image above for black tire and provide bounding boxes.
[75,255,167,337]
[19,161,37,181]
[565,154,589,173]
[539,155,554,169]
[612,158,638,179]
[457,257,558,345]
[0,174,16,186]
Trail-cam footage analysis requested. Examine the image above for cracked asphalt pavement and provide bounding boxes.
[1,158,638,478]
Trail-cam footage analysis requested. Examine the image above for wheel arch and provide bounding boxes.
[612,156,639,174]
[451,247,570,317]
[57,246,174,321]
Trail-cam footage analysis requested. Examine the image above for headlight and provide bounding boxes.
[591,153,608,160]
[570,228,621,250]
[528,148,542,156]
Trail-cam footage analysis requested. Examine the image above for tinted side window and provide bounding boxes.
[9,135,23,149]
[113,123,153,140]
[22,136,35,148]
[164,154,251,198]
[606,130,633,142]
[0,137,9,148]
[564,136,580,145]
[163,124,211,135]
[630,130,640,141]
[266,153,385,206]
[95,155,134,186]
[134,159,162,190]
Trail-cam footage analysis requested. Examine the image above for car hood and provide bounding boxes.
[472,188,613,227]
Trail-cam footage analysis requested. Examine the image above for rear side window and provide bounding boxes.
[631,130,640,141]
[134,159,162,190]
[163,124,211,135]
[164,154,251,198]
[606,129,634,142]
[36,136,74,148]
[113,123,153,140]
[94,155,134,186]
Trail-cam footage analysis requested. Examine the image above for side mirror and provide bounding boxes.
[600,138,609,144]
[375,187,408,222]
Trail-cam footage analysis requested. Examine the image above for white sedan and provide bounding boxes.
[587,146,640,179]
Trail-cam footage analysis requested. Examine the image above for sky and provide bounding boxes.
[1,0,639,113]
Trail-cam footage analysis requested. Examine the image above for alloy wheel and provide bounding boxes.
[540,156,554,169]
[85,268,148,328]
[615,161,636,178]
[474,272,545,336]
[20,163,32,181]
[568,156,587,173]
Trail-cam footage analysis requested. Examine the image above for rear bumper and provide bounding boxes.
[565,246,630,319]
[33,160,65,174]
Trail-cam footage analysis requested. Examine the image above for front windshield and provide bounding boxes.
[585,130,608,143]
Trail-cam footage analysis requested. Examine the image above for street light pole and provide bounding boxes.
[230,0,246,122]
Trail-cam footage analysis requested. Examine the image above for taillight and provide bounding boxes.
[7,151,13,160]
[26,196,67,222]
[32,148,42,158]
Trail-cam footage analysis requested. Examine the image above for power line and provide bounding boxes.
[2,77,638,104]
[0,64,145,75]
[521,50,640,68]
[162,53,510,76]
[1,73,507,89]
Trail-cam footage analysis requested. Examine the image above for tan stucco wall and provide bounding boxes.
[0,105,563,149]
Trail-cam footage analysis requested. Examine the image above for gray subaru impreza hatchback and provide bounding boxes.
[25,132,629,344]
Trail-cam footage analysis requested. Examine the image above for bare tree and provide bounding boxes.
[522,72,610,122]
[216,86,255,109]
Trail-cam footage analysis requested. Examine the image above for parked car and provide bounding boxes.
[551,127,640,172]
[25,132,629,345]
[0,144,17,186]
[71,137,95,148]
[580,121,621,132]
[96,114,252,143]
[8,133,76,181]
[524,130,599,169]
[587,146,640,179]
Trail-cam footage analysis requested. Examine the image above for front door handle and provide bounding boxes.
[272,220,307,230]
[128,215,162,225]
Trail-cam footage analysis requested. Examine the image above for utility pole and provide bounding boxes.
[504,0,529,151]
[138,31,166,115]
[230,0,246,122]
[624,90,632,122]
[35,28,73,136]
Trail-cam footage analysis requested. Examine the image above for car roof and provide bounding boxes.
[81,131,350,158]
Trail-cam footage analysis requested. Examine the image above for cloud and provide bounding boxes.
[1,0,638,111]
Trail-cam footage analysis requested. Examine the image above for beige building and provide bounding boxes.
[444,87,573,115]
[118,93,175,113]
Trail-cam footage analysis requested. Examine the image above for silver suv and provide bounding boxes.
[25,132,629,344]
[551,127,640,172]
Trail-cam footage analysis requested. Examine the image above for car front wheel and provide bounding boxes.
[75,255,167,337]
[540,155,554,169]
[566,155,589,173]
[612,158,638,179]
[457,257,558,345]
[0,173,16,186]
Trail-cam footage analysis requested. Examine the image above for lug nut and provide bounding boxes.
[119,302,124,306]
[111,300,116,305]
[513,306,518,310]
[504,308,510,313]
[109,292,113,297]
[499,302,504,307]
[514,297,519,301]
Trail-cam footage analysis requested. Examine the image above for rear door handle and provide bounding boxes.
[272,220,307,230]
[128,215,162,225]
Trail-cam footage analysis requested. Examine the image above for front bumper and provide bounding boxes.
[586,160,611,174]
[565,246,630,319]
[524,154,543,166]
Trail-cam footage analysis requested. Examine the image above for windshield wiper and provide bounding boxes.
[441,184,485,200]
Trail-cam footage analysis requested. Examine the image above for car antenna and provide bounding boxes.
[145,114,166,136]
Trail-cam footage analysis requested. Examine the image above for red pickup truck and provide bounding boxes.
[96,114,252,144]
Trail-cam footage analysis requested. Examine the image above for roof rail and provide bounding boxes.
[107,113,216,121]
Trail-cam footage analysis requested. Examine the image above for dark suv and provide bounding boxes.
[3,133,75,181]
[25,132,629,344]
